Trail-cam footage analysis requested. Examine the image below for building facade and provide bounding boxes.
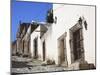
[30,4,95,69]
[12,4,95,70]
[16,22,30,56]
[14,22,39,57]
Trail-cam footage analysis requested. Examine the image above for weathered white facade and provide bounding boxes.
[52,4,95,66]
[30,4,95,69]
[22,24,31,56]
[31,25,42,59]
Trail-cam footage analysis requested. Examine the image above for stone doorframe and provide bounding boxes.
[69,23,85,64]
[57,32,68,66]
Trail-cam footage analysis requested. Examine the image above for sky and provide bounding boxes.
[11,0,52,41]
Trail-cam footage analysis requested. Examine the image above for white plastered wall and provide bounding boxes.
[52,4,95,65]
[30,26,43,60]
[30,4,95,66]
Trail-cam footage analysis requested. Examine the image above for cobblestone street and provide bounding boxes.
[11,56,70,74]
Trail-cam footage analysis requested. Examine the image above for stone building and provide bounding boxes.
[12,3,95,70]
[30,4,96,70]
[30,22,48,60]
[21,22,39,57]
[15,21,39,57]
[16,22,30,56]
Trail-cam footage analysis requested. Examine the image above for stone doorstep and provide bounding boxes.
[68,62,80,70]
[67,61,96,70]
[79,63,96,70]
[60,62,68,67]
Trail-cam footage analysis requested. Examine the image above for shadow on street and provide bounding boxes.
[12,61,32,68]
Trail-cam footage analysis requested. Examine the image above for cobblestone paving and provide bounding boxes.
[11,56,70,74]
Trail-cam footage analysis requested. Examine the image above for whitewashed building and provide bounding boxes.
[30,4,96,70]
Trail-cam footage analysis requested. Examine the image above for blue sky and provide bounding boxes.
[11,0,52,41]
